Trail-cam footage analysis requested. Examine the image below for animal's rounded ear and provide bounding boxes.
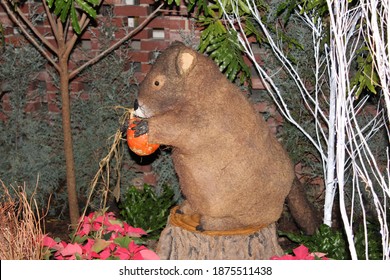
[175,49,196,76]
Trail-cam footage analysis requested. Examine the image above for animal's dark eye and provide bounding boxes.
[151,75,165,89]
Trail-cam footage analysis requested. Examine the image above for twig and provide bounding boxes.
[72,107,133,242]
[42,0,59,44]
[64,13,90,59]
[0,0,60,72]
[13,0,58,54]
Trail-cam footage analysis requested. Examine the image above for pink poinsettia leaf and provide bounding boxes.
[311,252,329,260]
[270,254,296,260]
[128,240,145,253]
[82,238,95,253]
[114,247,131,260]
[139,249,160,260]
[109,242,117,251]
[133,252,144,260]
[123,223,147,237]
[84,215,91,223]
[93,215,104,224]
[42,235,57,248]
[87,212,95,219]
[54,253,65,260]
[50,240,66,252]
[92,222,103,231]
[103,213,118,227]
[293,245,310,259]
[106,223,124,233]
[77,223,91,236]
[304,255,315,260]
[90,251,101,259]
[60,243,83,257]
[99,247,112,260]
[109,232,119,240]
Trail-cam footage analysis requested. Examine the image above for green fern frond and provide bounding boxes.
[199,18,250,84]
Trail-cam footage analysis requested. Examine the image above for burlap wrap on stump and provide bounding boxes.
[156,206,284,260]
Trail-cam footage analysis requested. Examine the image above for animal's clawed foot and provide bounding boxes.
[131,119,149,137]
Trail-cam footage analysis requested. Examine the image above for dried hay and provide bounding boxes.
[0,180,48,260]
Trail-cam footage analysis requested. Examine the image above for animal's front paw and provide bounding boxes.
[131,119,149,137]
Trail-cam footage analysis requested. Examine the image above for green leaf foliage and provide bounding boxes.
[198,15,250,84]
[187,0,306,84]
[351,46,379,98]
[276,0,329,25]
[167,0,181,6]
[353,223,383,260]
[47,0,55,8]
[279,224,350,259]
[279,223,384,260]
[70,2,81,34]
[75,0,97,18]
[49,0,99,34]
[0,45,64,211]
[119,184,176,239]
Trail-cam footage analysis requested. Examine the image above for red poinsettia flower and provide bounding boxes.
[106,222,124,234]
[42,211,159,260]
[123,223,147,237]
[54,243,83,260]
[271,245,328,260]
[42,235,57,248]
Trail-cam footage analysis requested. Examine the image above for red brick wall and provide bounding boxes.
[0,0,198,112]
[0,0,201,185]
[0,1,266,110]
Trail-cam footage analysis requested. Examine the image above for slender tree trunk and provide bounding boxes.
[59,56,80,226]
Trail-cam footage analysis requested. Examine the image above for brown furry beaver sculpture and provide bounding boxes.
[132,41,295,231]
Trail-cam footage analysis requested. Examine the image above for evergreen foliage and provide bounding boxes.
[0,45,65,210]
[279,223,384,260]
[71,48,140,211]
[119,184,177,239]
[249,0,326,179]
[152,149,182,203]
[0,42,140,216]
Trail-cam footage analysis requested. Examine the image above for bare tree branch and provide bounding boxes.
[42,0,60,44]
[65,13,90,60]
[0,0,60,72]
[9,0,57,54]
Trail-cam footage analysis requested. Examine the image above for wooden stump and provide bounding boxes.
[156,206,284,260]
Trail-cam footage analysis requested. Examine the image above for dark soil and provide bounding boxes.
[44,217,72,242]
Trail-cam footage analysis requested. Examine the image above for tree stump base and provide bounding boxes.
[156,206,284,260]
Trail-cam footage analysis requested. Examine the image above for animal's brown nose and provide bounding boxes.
[134,99,139,110]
